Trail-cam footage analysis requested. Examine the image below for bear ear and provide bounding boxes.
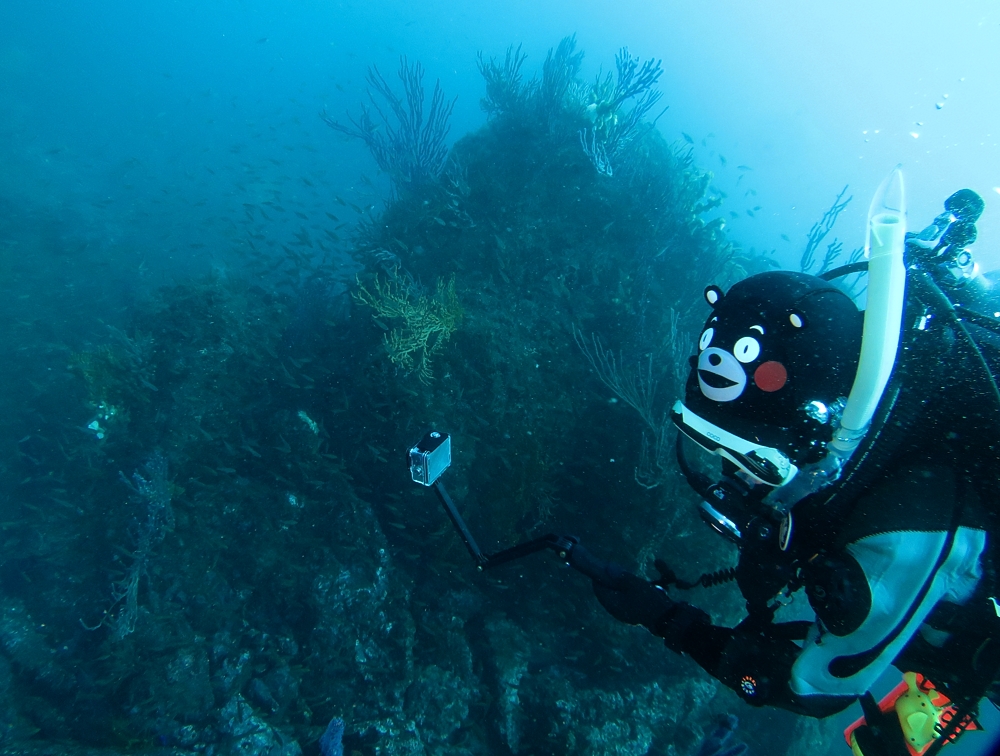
[788,310,807,329]
[704,285,724,307]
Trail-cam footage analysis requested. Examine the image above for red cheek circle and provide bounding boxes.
[754,361,787,392]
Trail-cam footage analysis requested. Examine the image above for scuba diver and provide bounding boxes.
[585,173,1000,756]
[409,169,999,754]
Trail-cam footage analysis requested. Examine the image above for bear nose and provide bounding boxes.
[708,353,722,366]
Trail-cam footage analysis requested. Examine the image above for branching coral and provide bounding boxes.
[800,185,853,273]
[83,451,174,641]
[354,269,462,384]
[573,325,684,489]
[580,48,665,176]
[476,36,585,126]
[323,57,457,189]
[477,44,530,119]
[474,39,661,175]
[539,35,585,116]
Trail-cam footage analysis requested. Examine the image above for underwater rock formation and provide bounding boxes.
[693,715,747,756]
[0,37,797,756]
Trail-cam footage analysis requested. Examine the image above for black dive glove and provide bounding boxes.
[565,545,709,646]
[563,543,674,630]
[592,573,713,653]
[592,570,674,629]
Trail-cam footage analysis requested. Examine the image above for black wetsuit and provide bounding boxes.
[666,452,994,717]
[661,325,1000,717]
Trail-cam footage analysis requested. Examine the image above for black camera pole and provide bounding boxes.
[431,481,487,568]
[430,480,624,587]
[410,430,625,587]
[413,432,742,594]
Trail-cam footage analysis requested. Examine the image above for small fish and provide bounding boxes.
[295,211,308,219]
[257,37,268,44]
[746,209,755,217]
[433,217,446,226]
[681,132,694,144]
[730,211,739,219]
[737,165,752,171]
[753,205,761,211]
[719,155,727,167]
[781,234,790,242]
[335,196,347,206]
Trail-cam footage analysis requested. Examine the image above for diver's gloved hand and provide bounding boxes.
[592,570,675,630]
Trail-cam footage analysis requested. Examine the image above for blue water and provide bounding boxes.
[3,0,998,277]
[2,1,1000,755]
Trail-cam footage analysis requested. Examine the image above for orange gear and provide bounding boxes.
[844,672,978,756]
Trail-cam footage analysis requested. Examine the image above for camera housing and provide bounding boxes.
[409,431,451,486]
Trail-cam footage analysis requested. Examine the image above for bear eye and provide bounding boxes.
[699,328,714,351]
[734,336,761,363]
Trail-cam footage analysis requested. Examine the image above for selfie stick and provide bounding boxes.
[408,431,624,586]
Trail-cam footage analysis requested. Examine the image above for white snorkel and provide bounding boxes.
[765,166,907,517]
[831,165,907,453]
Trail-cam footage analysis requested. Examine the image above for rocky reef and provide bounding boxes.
[0,37,836,756]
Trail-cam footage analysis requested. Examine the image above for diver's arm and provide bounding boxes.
[657,604,855,717]
[663,525,986,714]
[591,572,855,716]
